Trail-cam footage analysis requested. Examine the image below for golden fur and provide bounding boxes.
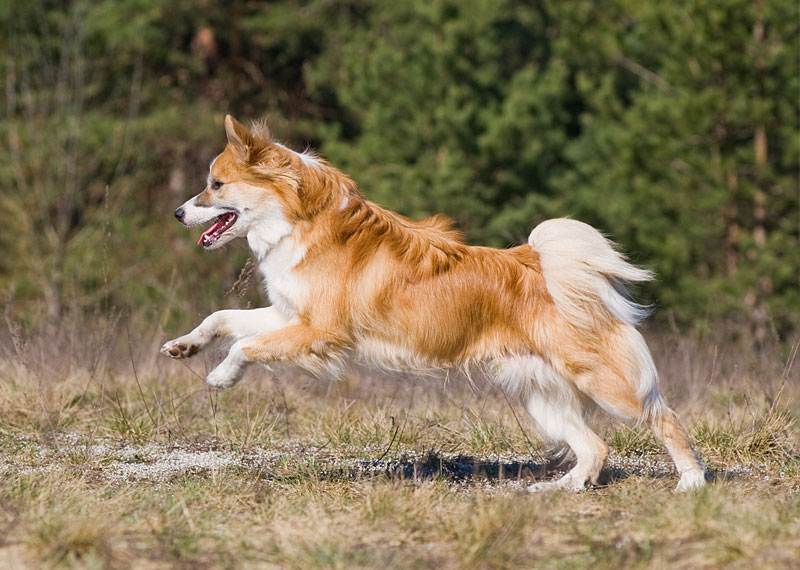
[162,116,706,492]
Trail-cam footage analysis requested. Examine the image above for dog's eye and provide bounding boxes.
[210,180,224,190]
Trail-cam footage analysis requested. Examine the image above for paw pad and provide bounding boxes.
[162,341,199,358]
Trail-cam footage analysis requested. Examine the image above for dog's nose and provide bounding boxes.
[174,207,185,222]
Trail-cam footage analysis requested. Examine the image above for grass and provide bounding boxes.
[0,320,798,569]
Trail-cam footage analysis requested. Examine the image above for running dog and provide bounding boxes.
[161,115,705,492]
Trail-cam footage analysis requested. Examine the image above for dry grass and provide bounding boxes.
[0,318,798,569]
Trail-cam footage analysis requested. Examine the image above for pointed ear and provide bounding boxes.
[224,115,251,161]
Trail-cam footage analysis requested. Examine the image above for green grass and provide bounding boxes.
[0,332,798,569]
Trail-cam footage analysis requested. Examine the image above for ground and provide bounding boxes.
[0,329,797,569]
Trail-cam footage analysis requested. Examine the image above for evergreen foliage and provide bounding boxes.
[1,0,797,337]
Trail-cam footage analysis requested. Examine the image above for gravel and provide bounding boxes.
[0,432,774,488]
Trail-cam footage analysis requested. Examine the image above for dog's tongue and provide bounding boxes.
[198,213,236,246]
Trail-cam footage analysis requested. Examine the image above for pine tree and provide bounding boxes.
[548,0,799,334]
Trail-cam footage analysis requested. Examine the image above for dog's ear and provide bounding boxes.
[224,115,252,162]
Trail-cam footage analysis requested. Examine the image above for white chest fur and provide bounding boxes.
[256,236,307,319]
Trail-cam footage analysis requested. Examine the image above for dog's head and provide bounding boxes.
[175,115,349,251]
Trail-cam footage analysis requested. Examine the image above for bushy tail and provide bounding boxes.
[528,218,653,329]
[529,218,661,414]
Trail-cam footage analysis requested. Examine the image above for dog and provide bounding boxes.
[161,115,705,492]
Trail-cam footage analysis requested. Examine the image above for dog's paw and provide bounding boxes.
[675,468,706,492]
[527,474,587,493]
[160,337,202,359]
[206,358,244,390]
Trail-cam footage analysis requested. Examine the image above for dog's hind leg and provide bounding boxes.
[576,369,705,491]
[494,355,606,492]
[161,307,290,359]
[525,387,608,492]
[570,338,706,492]
[648,410,706,491]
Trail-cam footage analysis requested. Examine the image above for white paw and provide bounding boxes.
[675,468,706,492]
[527,481,560,493]
[528,474,586,493]
[206,349,245,389]
[160,333,204,359]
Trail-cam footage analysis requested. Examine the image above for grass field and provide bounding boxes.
[0,320,798,569]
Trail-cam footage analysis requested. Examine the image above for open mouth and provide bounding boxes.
[198,212,238,248]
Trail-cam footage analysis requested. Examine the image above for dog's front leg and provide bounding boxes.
[161,307,289,359]
[205,324,344,389]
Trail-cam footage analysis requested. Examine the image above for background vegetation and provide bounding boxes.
[0,0,797,341]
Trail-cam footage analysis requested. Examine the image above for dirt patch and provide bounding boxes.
[0,432,775,490]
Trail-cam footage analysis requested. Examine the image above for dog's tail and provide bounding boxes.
[528,218,661,414]
[528,218,653,328]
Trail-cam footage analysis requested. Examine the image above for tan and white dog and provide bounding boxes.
[161,115,705,492]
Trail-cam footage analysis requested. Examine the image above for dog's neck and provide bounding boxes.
[245,216,294,263]
[250,227,306,319]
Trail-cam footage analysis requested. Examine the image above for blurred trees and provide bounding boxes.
[546,0,799,340]
[0,0,797,338]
